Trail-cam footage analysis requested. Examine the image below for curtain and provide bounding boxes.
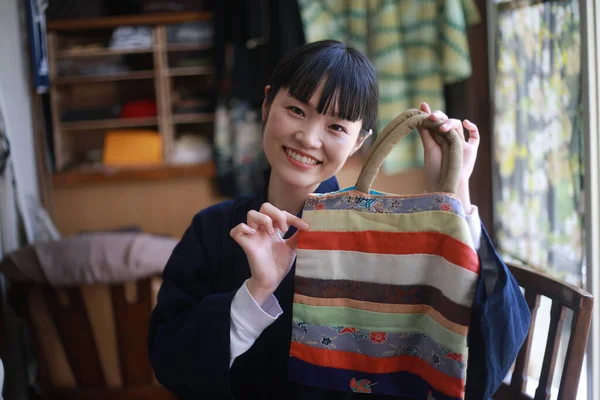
[493,0,583,285]
[298,0,480,173]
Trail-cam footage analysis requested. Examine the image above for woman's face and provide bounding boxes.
[262,84,368,191]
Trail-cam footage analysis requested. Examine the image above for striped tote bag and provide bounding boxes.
[289,109,480,400]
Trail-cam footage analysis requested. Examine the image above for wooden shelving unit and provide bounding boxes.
[60,117,159,131]
[52,162,215,187]
[47,12,216,186]
[168,44,212,52]
[56,47,154,58]
[47,11,213,31]
[172,113,214,124]
[53,70,156,84]
[168,66,213,77]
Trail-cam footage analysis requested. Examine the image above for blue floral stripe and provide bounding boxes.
[291,323,466,379]
[304,189,466,216]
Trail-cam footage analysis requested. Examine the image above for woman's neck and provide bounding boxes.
[267,171,319,216]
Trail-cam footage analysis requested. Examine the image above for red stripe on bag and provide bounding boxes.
[290,341,464,397]
[297,231,479,274]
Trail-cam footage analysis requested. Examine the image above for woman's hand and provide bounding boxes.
[417,102,480,209]
[230,202,309,305]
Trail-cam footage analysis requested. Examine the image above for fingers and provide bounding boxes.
[229,223,257,244]
[428,109,449,122]
[247,210,276,235]
[421,103,449,123]
[247,203,310,237]
[463,119,480,145]
[417,125,436,150]
[260,203,288,233]
[284,211,310,231]
[419,103,479,145]
[440,118,465,140]
[259,203,310,233]
[417,103,437,149]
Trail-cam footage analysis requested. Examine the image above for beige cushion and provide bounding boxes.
[0,233,177,285]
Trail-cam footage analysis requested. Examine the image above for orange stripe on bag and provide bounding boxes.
[298,230,479,274]
[290,341,464,398]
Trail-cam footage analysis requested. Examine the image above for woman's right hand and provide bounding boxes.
[230,202,310,305]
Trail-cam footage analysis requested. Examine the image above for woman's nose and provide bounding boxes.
[294,126,322,149]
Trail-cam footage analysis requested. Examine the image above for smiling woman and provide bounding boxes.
[260,40,378,214]
[146,39,528,400]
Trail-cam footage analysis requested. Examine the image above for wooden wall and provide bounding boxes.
[52,177,226,237]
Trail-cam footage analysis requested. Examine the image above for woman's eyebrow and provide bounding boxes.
[286,93,342,118]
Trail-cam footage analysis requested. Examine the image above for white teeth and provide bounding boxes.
[286,148,317,165]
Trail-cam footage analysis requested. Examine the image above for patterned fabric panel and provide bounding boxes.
[294,294,468,335]
[295,250,478,306]
[291,189,478,399]
[292,303,467,355]
[290,344,464,399]
[297,231,479,274]
[294,277,473,326]
[288,356,461,400]
[303,190,466,217]
[291,322,466,379]
[302,209,475,248]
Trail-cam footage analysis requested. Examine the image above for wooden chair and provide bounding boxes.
[8,277,177,400]
[494,263,594,400]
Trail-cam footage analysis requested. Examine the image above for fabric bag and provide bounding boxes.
[289,109,481,400]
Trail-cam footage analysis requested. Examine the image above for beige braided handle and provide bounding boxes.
[355,109,464,194]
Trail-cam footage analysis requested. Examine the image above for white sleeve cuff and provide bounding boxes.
[229,280,283,367]
[464,204,482,250]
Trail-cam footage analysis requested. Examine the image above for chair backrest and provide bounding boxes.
[494,263,593,400]
[9,276,176,400]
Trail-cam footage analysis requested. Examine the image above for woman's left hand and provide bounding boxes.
[417,102,480,209]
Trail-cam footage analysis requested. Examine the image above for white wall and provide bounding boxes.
[0,0,40,249]
[0,1,41,399]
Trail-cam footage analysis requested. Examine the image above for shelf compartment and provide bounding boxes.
[56,47,154,58]
[60,117,159,131]
[54,70,156,84]
[53,162,215,187]
[167,66,213,77]
[167,44,212,52]
[172,113,214,124]
[47,12,213,31]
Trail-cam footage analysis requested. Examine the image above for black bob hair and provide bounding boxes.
[265,40,379,133]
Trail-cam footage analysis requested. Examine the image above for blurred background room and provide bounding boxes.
[0,0,598,399]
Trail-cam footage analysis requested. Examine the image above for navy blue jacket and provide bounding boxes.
[148,175,531,399]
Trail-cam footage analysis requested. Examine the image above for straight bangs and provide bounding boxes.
[287,51,377,130]
[268,41,378,131]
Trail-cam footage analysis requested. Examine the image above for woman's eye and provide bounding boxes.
[330,124,347,133]
[288,106,305,117]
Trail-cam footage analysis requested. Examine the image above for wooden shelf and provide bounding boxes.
[172,113,214,124]
[168,66,213,77]
[54,70,155,84]
[167,44,212,52]
[57,47,154,58]
[47,11,213,31]
[60,117,159,131]
[53,162,215,187]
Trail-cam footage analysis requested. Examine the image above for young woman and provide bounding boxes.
[148,40,530,400]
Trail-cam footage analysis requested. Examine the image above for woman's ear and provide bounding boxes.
[262,85,271,123]
[350,129,373,156]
